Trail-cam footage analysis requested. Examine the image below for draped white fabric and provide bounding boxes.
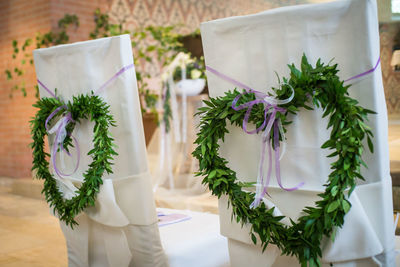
[159,208,230,267]
[201,0,396,266]
[151,95,210,195]
[34,35,168,267]
[34,35,230,267]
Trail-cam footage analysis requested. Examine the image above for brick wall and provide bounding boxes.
[0,0,292,178]
[49,0,110,41]
[1,0,400,178]
[0,0,51,178]
[0,0,110,178]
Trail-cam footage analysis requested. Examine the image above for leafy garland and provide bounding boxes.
[30,94,117,227]
[193,55,375,266]
[161,81,173,133]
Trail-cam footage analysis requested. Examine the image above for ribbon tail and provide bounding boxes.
[274,122,304,191]
[250,133,267,209]
[254,136,273,207]
[52,119,65,178]
[250,112,276,209]
[278,119,286,160]
[50,114,80,178]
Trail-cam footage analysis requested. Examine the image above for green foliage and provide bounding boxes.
[5,14,79,98]
[36,14,79,47]
[145,25,184,66]
[90,8,129,38]
[172,56,206,81]
[161,82,172,132]
[5,8,200,124]
[30,94,117,227]
[89,9,187,117]
[193,55,375,266]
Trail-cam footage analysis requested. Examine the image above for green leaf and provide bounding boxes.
[327,200,340,213]
[321,140,333,149]
[219,110,229,119]
[287,105,298,113]
[331,186,338,197]
[330,227,337,242]
[209,170,217,179]
[343,161,350,170]
[342,199,351,213]
[251,233,257,244]
[201,144,206,155]
[231,112,241,121]
[367,136,374,153]
[5,70,12,80]
[327,151,338,158]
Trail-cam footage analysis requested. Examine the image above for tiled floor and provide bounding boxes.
[0,122,400,266]
[0,180,67,267]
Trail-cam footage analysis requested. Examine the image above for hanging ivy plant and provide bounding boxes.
[193,55,375,266]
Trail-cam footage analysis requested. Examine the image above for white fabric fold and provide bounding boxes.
[84,178,130,227]
[321,189,383,262]
[59,214,90,267]
[101,225,132,267]
[219,181,390,265]
[158,208,230,267]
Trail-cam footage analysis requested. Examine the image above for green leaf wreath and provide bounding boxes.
[193,55,375,266]
[30,93,117,227]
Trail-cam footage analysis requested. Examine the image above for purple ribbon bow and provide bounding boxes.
[206,66,304,208]
[37,63,134,178]
[206,56,381,208]
[45,105,80,177]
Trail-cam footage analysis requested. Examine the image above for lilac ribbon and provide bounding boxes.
[46,108,80,177]
[206,66,303,208]
[37,79,57,98]
[37,63,134,178]
[344,57,380,83]
[206,57,381,208]
[95,64,134,95]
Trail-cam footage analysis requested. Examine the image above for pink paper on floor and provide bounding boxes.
[158,211,191,227]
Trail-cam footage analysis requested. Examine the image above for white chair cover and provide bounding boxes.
[34,35,168,267]
[201,0,396,266]
[34,35,230,267]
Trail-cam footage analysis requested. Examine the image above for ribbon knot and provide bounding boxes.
[37,63,134,179]
[45,105,80,178]
[206,57,381,209]
[206,65,304,209]
[231,87,304,209]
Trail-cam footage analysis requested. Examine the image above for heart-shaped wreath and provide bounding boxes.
[193,55,375,266]
[30,93,117,227]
